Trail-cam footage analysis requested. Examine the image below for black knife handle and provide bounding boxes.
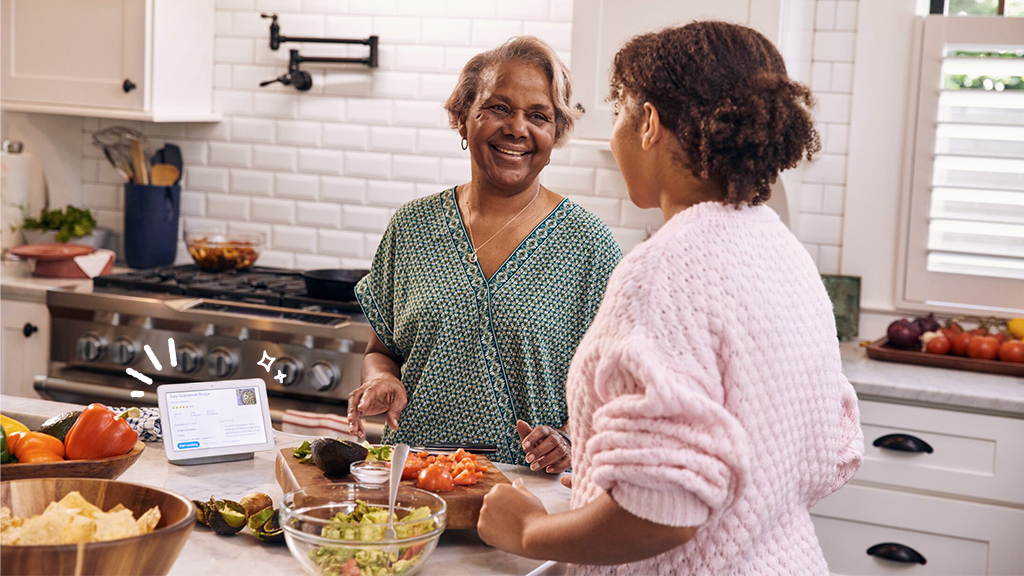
[873,433,934,453]
[420,443,497,453]
[867,542,927,564]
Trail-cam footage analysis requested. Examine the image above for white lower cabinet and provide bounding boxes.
[813,400,1024,576]
[0,299,49,398]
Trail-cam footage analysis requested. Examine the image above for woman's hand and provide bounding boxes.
[477,478,548,557]
[347,375,408,438]
[516,420,571,474]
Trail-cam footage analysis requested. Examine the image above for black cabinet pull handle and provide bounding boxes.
[123,79,136,93]
[867,542,927,564]
[22,323,37,338]
[873,433,933,453]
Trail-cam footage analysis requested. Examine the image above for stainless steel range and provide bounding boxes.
[37,266,377,431]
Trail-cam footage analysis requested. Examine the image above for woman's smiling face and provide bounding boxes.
[461,61,556,192]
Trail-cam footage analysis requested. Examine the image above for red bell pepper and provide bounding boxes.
[64,404,139,460]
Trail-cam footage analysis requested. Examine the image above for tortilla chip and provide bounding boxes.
[61,515,96,545]
[1,507,13,532]
[136,506,161,534]
[17,505,75,545]
[93,509,140,542]
[106,504,127,514]
[57,492,103,519]
[1,526,21,546]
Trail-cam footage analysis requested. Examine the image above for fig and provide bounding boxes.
[887,319,922,349]
[205,497,248,535]
[913,313,942,334]
[248,507,284,543]
[240,492,273,517]
[311,437,368,477]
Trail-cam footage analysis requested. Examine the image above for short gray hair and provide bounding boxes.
[445,36,581,147]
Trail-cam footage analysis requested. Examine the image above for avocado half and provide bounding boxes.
[310,438,368,477]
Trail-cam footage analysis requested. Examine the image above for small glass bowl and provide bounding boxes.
[350,460,391,485]
[184,229,266,271]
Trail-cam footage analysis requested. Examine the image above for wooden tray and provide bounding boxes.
[865,338,1024,377]
[0,442,145,481]
[275,448,511,530]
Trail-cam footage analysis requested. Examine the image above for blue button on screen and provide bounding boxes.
[177,441,200,450]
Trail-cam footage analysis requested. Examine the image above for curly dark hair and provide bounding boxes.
[610,21,820,206]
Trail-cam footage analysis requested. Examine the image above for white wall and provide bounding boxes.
[62,0,859,275]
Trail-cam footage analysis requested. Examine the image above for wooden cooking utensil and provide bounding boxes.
[130,139,149,185]
[150,164,180,186]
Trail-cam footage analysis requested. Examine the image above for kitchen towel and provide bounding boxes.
[281,409,358,440]
[106,406,162,442]
[74,249,116,278]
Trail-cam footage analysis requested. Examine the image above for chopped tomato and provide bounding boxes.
[453,469,477,485]
[416,464,455,492]
[402,455,426,480]
[400,543,427,561]
[341,559,360,576]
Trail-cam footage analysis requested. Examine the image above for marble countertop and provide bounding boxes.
[0,260,131,303]
[0,396,569,576]
[841,341,1024,417]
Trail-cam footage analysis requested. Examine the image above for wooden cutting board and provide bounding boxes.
[275,448,511,529]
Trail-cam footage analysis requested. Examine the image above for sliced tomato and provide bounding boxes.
[402,456,426,480]
[417,464,455,492]
[453,469,477,485]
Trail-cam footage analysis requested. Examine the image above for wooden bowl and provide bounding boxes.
[0,477,196,576]
[0,442,145,481]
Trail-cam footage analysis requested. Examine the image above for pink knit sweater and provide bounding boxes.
[565,202,863,575]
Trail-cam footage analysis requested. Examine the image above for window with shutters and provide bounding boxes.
[897,7,1024,315]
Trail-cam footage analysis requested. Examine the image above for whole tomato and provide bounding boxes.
[951,333,973,356]
[967,336,999,361]
[925,336,951,355]
[993,331,1009,345]
[940,324,962,341]
[970,328,986,337]
[416,464,455,492]
[999,340,1024,363]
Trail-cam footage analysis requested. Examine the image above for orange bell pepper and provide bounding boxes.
[19,450,65,464]
[6,431,26,454]
[11,431,65,461]
[64,404,138,461]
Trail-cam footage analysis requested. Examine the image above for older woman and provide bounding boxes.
[347,37,621,469]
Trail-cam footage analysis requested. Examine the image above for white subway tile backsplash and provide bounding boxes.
[471,19,522,47]
[299,96,346,121]
[257,0,301,11]
[231,169,275,195]
[830,62,854,93]
[619,203,663,229]
[550,0,572,21]
[594,168,627,198]
[276,120,323,146]
[446,0,498,18]
[215,12,234,35]
[299,148,346,175]
[145,123,187,139]
[97,163,123,185]
[81,158,99,182]
[189,121,230,141]
[444,46,481,74]
[798,213,843,244]
[233,65,287,91]
[253,198,297,223]
[180,191,207,217]
[372,16,422,43]
[258,250,296,268]
[815,93,851,123]
[184,217,227,234]
[254,92,299,118]
[609,227,646,253]
[232,118,276,143]
[822,184,845,214]
[82,184,119,209]
[826,123,850,155]
[276,173,320,199]
[297,201,343,227]
[275,13,325,36]
[811,62,831,92]
[393,154,441,182]
[323,71,374,97]
[813,31,856,62]
[325,14,372,38]
[323,123,371,149]
[818,245,841,274]
[352,0,397,15]
[540,165,595,194]
[214,91,252,114]
[803,153,847,185]
[186,167,230,192]
[835,1,858,31]
[273,225,317,252]
[208,194,252,220]
[498,0,549,20]
[522,21,572,51]
[233,12,269,37]
[209,142,251,168]
[568,195,618,226]
[346,99,394,124]
[216,38,254,64]
[396,100,447,127]
[370,126,417,153]
[440,157,470,183]
[322,177,368,203]
[815,1,836,29]
[345,151,391,178]
[214,64,233,89]
[295,253,343,269]
[372,71,421,98]
[217,0,254,9]
[422,18,472,45]
[396,45,446,72]
[303,0,350,13]
[93,209,123,233]
[420,74,458,100]
[802,242,821,265]
[253,145,298,171]
[800,183,824,212]
[398,0,446,16]
[569,144,617,169]
[417,129,465,157]
[343,205,391,232]
[319,230,365,258]
[368,180,417,207]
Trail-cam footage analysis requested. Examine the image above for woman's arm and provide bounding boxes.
[478,481,696,565]
[348,334,407,437]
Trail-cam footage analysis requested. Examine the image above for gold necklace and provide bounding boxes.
[463,184,541,263]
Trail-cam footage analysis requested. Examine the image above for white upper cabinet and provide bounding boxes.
[1,0,219,122]
[570,0,813,141]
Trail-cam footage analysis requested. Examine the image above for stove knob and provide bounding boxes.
[110,338,137,365]
[276,358,302,387]
[208,348,235,378]
[76,334,105,362]
[175,345,201,374]
[309,361,338,392]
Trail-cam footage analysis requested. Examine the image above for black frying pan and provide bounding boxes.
[302,269,369,301]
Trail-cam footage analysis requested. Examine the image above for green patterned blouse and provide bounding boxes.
[354,187,621,465]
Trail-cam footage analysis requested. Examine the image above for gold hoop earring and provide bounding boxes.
[461,138,468,151]
[546,158,551,166]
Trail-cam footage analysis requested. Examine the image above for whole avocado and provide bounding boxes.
[310,437,368,477]
[36,411,82,443]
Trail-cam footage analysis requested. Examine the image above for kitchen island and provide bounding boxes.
[0,395,570,576]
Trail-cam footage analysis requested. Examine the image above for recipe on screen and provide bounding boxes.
[165,388,267,451]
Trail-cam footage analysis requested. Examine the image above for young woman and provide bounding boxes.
[477,21,863,574]
[348,37,621,469]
